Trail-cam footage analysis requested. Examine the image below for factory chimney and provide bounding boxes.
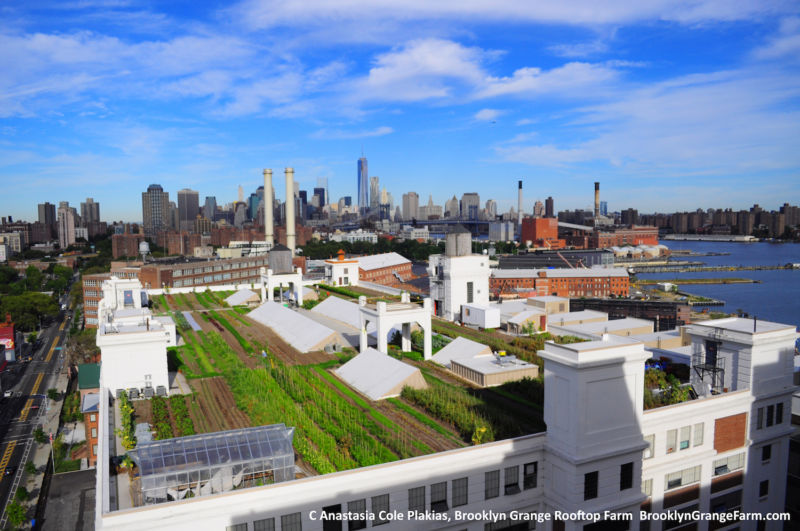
[263,169,274,246]
[594,181,600,220]
[285,167,296,254]
[517,180,523,228]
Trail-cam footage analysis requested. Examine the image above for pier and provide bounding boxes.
[629,264,793,274]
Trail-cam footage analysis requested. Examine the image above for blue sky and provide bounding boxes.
[1,0,799,222]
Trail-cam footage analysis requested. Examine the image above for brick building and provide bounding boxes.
[78,363,101,467]
[112,230,145,258]
[490,268,629,298]
[590,225,659,248]
[138,255,270,290]
[354,252,412,284]
[83,262,142,328]
[519,217,566,249]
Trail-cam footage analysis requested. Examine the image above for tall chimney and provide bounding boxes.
[285,167,296,254]
[263,169,274,246]
[517,180,523,227]
[594,181,600,220]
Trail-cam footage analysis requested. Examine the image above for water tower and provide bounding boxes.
[139,241,151,263]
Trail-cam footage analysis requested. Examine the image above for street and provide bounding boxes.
[0,307,70,522]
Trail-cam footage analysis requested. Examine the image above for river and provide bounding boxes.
[636,241,800,327]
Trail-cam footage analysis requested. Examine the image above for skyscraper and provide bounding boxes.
[177,189,200,232]
[533,200,545,218]
[38,202,56,238]
[203,196,217,221]
[460,193,480,220]
[545,196,554,218]
[81,198,100,225]
[369,176,380,210]
[357,157,368,213]
[57,201,76,249]
[142,184,170,237]
[485,199,497,220]
[402,192,419,221]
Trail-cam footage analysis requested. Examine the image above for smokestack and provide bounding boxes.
[285,167,296,254]
[263,169,274,246]
[517,180,523,227]
[594,181,600,220]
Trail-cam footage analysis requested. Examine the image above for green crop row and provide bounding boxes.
[151,395,173,440]
[194,292,213,309]
[226,309,252,327]
[386,398,461,440]
[169,395,196,436]
[312,367,398,432]
[209,310,254,353]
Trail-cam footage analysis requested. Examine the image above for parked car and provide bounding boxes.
[4,466,15,476]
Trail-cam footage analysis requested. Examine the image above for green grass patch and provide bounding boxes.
[194,292,213,309]
[387,398,459,439]
[209,310,254,353]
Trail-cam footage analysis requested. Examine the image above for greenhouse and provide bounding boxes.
[128,424,295,506]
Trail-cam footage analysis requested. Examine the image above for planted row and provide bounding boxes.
[151,395,173,439]
[169,395,196,436]
[209,310,253,353]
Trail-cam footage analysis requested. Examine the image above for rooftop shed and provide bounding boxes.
[335,348,427,400]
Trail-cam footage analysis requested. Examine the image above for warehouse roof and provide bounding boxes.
[431,336,491,367]
[491,268,628,279]
[248,301,338,352]
[355,252,410,271]
[225,289,259,306]
[335,348,426,400]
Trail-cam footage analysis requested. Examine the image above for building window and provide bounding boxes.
[91,428,97,438]
[485,470,500,499]
[642,478,652,497]
[693,423,704,446]
[762,445,771,462]
[620,462,633,491]
[776,402,783,424]
[713,453,745,476]
[408,487,425,513]
[347,499,367,530]
[759,480,769,498]
[371,495,389,526]
[666,429,677,453]
[584,471,599,500]
[90,414,96,422]
[504,466,520,495]
[679,426,691,450]
[643,435,654,458]
[757,407,764,429]
[665,465,701,490]
[226,524,247,531]
[280,513,302,531]
[523,462,538,489]
[467,281,474,304]
[452,477,468,507]
[766,405,774,427]
[430,482,448,513]
[93,444,97,455]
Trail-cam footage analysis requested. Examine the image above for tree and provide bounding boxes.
[65,329,99,365]
[15,486,29,502]
[47,388,60,401]
[0,292,59,331]
[34,427,48,445]
[6,501,25,527]
[24,461,36,475]
[25,265,43,291]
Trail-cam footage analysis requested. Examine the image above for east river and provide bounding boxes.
[636,241,800,327]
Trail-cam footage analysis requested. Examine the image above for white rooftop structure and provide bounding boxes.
[546,309,608,326]
[354,252,410,271]
[225,289,260,307]
[508,309,546,325]
[248,301,343,353]
[335,348,427,400]
[311,296,374,332]
[549,316,654,340]
[430,336,491,367]
[453,353,536,376]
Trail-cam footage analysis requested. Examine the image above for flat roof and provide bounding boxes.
[689,317,795,335]
[528,296,569,303]
[508,310,545,325]
[78,363,101,390]
[452,353,536,375]
[629,330,681,343]
[553,317,654,336]
[547,309,608,323]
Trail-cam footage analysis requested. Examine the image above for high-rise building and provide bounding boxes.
[600,201,608,217]
[533,200,545,218]
[248,193,261,221]
[81,198,100,225]
[369,176,380,210]
[402,192,419,221]
[357,157,368,213]
[445,196,459,219]
[142,184,170,237]
[57,201,76,249]
[177,189,200,232]
[460,192,480,220]
[545,196,554,218]
[485,199,497,220]
[203,196,217,221]
[38,202,56,239]
[313,187,326,208]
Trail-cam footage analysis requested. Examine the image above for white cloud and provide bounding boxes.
[474,108,502,121]
[310,126,394,139]
[496,67,800,176]
[549,40,609,58]
[752,17,800,60]
[477,62,618,99]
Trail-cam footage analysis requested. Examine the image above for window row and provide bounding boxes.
[584,462,634,500]
[755,402,784,429]
[664,422,704,454]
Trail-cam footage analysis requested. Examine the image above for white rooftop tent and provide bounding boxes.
[335,348,427,400]
[248,301,344,353]
[431,336,491,368]
[225,289,260,307]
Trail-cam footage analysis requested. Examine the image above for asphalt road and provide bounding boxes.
[0,306,70,517]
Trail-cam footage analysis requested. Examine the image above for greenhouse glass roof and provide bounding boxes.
[128,424,295,506]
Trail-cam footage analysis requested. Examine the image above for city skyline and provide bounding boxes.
[1,2,799,221]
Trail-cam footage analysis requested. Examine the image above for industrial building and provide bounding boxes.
[94,316,796,530]
[490,268,629,298]
[138,255,270,289]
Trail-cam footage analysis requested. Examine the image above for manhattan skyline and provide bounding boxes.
[1,1,799,221]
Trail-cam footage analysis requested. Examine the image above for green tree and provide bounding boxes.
[0,292,59,331]
[25,265,43,291]
[47,388,60,400]
[24,461,36,475]
[6,501,26,527]
[34,427,48,444]
[15,486,29,502]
